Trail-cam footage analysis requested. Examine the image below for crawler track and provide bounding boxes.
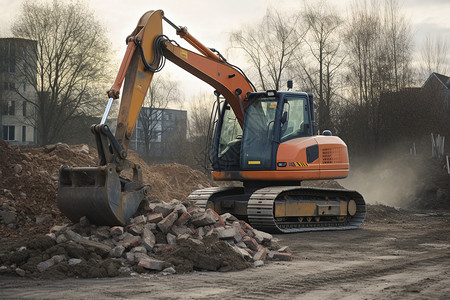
[189,186,366,233]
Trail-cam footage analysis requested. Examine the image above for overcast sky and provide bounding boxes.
[1,0,449,105]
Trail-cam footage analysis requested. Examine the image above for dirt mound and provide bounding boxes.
[0,141,214,239]
[126,151,214,203]
[0,140,97,238]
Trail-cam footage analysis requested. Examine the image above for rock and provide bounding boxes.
[171,225,192,236]
[37,258,55,272]
[65,230,83,242]
[56,234,68,244]
[109,245,125,258]
[128,224,144,236]
[190,209,218,227]
[243,237,259,251]
[79,239,112,256]
[157,211,178,233]
[162,267,176,275]
[147,213,164,223]
[231,245,252,261]
[133,253,151,263]
[254,260,264,267]
[131,246,147,254]
[15,268,26,276]
[110,226,124,236]
[68,258,82,265]
[174,211,191,226]
[121,233,141,248]
[217,228,236,240]
[253,246,267,261]
[131,215,146,225]
[13,164,22,174]
[138,258,166,271]
[268,251,292,261]
[0,210,17,224]
[35,214,52,224]
[50,225,68,234]
[125,252,135,262]
[152,202,175,217]
[253,229,273,244]
[166,233,177,246]
[80,144,90,154]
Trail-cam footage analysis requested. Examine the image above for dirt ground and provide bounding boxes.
[0,206,449,300]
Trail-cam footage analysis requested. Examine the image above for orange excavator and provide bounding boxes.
[57,10,366,233]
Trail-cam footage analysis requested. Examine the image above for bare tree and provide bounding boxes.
[11,0,111,145]
[298,0,345,131]
[186,92,215,172]
[229,9,305,90]
[381,0,413,91]
[342,0,413,154]
[420,34,450,79]
[137,74,182,160]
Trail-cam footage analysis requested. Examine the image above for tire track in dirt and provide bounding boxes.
[223,252,450,299]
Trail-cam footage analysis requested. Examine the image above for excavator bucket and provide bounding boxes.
[57,164,150,226]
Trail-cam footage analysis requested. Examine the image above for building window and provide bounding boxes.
[3,125,15,140]
[22,126,26,142]
[23,101,26,116]
[2,100,15,116]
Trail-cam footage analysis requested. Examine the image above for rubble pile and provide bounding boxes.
[0,200,292,278]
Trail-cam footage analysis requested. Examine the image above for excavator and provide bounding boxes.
[57,10,366,233]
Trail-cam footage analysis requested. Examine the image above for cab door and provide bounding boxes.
[241,94,280,170]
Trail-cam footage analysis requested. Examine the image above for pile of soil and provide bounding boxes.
[0,140,97,238]
[0,140,214,239]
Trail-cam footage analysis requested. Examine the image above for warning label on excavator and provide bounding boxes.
[248,161,261,165]
[180,49,188,59]
[289,162,309,167]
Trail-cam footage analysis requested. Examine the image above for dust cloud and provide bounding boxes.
[339,152,423,208]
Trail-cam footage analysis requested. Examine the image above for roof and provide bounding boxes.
[422,72,450,89]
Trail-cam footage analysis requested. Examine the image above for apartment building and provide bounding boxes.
[0,38,37,145]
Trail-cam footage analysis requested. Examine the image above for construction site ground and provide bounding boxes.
[1,208,449,299]
[1,141,449,299]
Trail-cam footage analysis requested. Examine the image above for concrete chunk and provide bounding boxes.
[166,233,177,246]
[109,245,125,258]
[147,213,164,223]
[138,258,165,271]
[190,209,217,227]
[79,239,112,256]
[253,247,267,261]
[131,215,146,225]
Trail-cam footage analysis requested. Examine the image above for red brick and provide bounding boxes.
[253,247,267,261]
[243,237,259,251]
[174,211,191,226]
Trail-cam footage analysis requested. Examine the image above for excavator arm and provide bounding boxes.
[57,10,254,226]
[110,10,254,152]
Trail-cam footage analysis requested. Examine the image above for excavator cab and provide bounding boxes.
[213,91,315,172]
